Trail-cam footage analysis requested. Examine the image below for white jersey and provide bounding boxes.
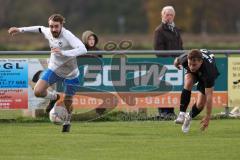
[19,26,87,78]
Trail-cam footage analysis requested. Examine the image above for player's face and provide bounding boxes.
[162,10,175,24]
[87,35,96,47]
[49,20,62,38]
[188,58,203,72]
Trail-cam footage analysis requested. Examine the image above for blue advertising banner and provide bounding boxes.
[0,59,28,109]
[58,57,226,92]
[0,59,28,88]
[56,56,227,108]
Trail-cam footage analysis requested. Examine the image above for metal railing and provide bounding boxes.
[0,50,240,56]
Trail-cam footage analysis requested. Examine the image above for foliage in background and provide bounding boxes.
[0,0,148,34]
[1,0,240,34]
[145,0,240,34]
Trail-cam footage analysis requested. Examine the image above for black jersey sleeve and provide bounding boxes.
[201,50,220,88]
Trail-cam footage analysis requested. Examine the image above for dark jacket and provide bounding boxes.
[154,23,183,113]
[154,23,183,56]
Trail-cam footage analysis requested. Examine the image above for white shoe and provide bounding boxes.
[182,113,192,133]
[175,112,185,124]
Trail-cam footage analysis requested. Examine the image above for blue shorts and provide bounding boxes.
[40,69,80,96]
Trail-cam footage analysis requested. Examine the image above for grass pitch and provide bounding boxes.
[0,120,239,160]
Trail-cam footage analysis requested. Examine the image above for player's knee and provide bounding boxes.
[184,77,194,90]
[34,89,43,97]
[184,82,193,90]
[196,104,204,111]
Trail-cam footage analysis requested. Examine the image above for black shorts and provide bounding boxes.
[196,80,205,95]
[186,72,206,95]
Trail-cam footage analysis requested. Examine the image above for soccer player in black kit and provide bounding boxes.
[173,49,219,133]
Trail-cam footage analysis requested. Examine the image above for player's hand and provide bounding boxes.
[51,48,62,55]
[8,27,20,36]
[200,116,210,131]
[174,58,182,70]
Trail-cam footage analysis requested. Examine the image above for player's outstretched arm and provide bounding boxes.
[9,26,45,36]
[8,27,20,36]
[60,30,87,57]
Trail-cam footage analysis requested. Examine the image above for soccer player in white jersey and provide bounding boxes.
[8,14,87,132]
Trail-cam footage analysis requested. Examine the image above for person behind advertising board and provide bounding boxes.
[82,30,106,115]
[154,6,183,119]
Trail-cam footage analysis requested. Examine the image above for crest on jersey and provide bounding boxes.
[58,41,63,47]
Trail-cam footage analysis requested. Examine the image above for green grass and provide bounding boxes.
[0,120,239,160]
[0,110,23,119]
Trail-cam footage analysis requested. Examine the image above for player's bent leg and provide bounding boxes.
[190,92,206,118]
[34,80,60,113]
[34,79,49,97]
[194,82,206,112]
[46,93,60,113]
[62,95,73,133]
[183,73,195,90]
[175,73,194,124]
[191,93,205,117]
[63,95,73,113]
[62,77,80,132]
[35,70,61,113]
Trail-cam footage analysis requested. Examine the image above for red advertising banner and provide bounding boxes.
[57,91,227,109]
[0,89,28,109]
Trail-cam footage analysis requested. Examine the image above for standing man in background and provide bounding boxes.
[153,6,183,119]
[8,14,87,132]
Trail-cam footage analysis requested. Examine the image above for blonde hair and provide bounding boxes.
[161,6,175,17]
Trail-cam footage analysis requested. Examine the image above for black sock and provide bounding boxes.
[190,104,202,118]
[180,89,191,112]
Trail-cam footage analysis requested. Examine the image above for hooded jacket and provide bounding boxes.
[82,30,99,51]
[82,30,102,58]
